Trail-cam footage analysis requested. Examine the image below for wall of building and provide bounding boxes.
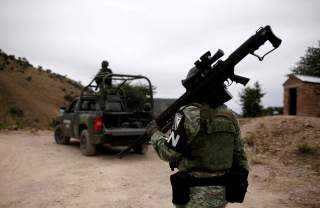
[283,77,320,117]
[298,83,320,116]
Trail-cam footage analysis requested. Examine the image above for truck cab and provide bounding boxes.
[54,73,154,156]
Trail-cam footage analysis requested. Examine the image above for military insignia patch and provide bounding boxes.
[174,112,183,130]
[165,111,187,152]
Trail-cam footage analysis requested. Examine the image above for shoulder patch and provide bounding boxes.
[165,111,188,152]
[173,112,183,130]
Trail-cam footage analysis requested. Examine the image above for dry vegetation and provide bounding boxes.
[0,50,83,129]
[240,116,320,208]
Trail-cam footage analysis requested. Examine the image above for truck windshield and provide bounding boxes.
[79,99,98,111]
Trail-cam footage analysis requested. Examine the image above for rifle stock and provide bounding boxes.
[118,25,281,158]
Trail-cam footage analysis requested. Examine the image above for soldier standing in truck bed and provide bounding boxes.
[95,60,113,89]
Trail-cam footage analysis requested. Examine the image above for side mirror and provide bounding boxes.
[59,107,66,114]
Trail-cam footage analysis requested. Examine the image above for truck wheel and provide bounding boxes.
[133,144,148,155]
[80,130,96,156]
[54,125,70,145]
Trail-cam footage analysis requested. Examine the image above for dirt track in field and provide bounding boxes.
[0,130,294,208]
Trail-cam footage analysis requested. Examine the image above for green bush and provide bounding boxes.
[64,94,74,102]
[262,107,283,116]
[9,106,24,117]
[121,84,152,112]
[50,118,57,128]
[239,81,265,117]
[0,123,8,129]
[26,76,32,81]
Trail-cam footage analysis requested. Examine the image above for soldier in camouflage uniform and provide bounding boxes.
[146,87,249,207]
[95,60,113,89]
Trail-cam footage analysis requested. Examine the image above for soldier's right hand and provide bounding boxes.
[145,120,159,137]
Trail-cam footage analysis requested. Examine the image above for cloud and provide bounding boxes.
[0,0,319,113]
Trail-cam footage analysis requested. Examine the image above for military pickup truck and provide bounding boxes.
[54,73,154,156]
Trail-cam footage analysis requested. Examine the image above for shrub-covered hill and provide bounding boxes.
[0,49,83,129]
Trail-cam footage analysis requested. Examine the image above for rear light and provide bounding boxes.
[93,116,103,132]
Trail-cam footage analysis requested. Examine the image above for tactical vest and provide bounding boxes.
[178,104,239,172]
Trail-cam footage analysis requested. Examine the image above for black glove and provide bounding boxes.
[145,120,159,137]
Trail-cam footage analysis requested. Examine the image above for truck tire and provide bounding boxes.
[133,144,148,155]
[80,130,96,156]
[54,124,70,145]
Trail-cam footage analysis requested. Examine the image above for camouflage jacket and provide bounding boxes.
[151,104,248,173]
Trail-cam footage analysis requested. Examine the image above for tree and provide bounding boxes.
[239,81,265,117]
[291,41,320,77]
[121,84,156,112]
[262,106,283,116]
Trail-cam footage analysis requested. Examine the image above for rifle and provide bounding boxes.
[118,25,281,158]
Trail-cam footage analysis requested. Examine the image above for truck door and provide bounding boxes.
[62,99,78,137]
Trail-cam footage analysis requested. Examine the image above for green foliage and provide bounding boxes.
[9,106,24,117]
[1,50,9,60]
[8,55,15,60]
[121,84,152,111]
[262,106,283,116]
[17,57,32,69]
[291,41,320,77]
[49,118,57,128]
[239,81,265,117]
[0,123,8,129]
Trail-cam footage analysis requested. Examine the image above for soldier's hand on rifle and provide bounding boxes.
[145,120,159,137]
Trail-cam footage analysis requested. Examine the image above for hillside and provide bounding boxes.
[0,50,83,129]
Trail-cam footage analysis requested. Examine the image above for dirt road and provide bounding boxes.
[0,130,293,208]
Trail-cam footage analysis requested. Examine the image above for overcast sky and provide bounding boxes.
[0,0,319,113]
